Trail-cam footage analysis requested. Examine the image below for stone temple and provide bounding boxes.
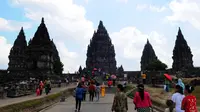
[8,18,63,81]
[140,39,158,71]
[172,27,193,71]
[86,21,117,74]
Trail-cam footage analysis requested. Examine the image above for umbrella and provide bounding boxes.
[93,68,97,71]
[111,74,117,79]
[164,74,172,81]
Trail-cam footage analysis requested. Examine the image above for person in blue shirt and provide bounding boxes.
[75,83,84,112]
[176,79,185,93]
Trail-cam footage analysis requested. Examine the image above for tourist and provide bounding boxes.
[82,82,87,101]
[165,78,170,92]
[108,80,112,88]
[165,100,175,112]
[177,79,185,93]
[44,82,50,95]
[45,79,51,95]
[181,85,197,112]
[94,81,97,97]
[111,84,128,112]
[95,83,101,101]
[113,79,116,86]
[39,81,44,95]
[133,84,152,112]
[88,82,95,101]
[101,82,106,97]
[171,85,185,112]
[36,86,40,96]
[75,83,84,112]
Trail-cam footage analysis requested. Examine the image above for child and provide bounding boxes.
[165,100,175,112]
[36,87,40,96]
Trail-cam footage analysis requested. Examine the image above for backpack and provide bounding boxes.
[73,88,76,97]
[96,86,100,92]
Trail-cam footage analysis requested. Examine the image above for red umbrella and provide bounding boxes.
[93,68,97,71]
[164,74,172,81]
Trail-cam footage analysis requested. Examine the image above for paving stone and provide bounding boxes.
[44,94,136,112]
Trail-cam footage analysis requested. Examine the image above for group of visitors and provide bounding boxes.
[73,76,198,112]
[74,80,106,112]
[36,79,51,96]
[169,79,197,112]
[111,79,197,112]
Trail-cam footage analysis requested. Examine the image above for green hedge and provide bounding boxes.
[0,88,74,112]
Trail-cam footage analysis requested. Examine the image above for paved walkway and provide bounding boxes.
[43,94,136,112]
[0,84,75,107]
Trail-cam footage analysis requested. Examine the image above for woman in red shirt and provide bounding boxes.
[181,85,197,112]
[133,84,152,112]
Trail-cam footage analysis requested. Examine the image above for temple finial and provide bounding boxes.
[19,27,24,34]
[178,27,183,35]
[147,38,149,44]
[41,17,44,23]
[21,27,23,31]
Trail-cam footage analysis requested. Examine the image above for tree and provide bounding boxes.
[146,59,167,71]
[54,60,64,75]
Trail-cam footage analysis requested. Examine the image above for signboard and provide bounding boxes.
[124,74,127,78]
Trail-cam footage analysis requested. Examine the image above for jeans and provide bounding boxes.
[165,84,169,92]
[89,91,94,101]
[75,98,82,110]
[82,92,86,101]
[96,92,100,101]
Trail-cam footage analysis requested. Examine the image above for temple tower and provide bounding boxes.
[140,39,158,71]
[26,18,54,79]
[86,21,117,74]
[172,27,193,71]
[8,27,27,77]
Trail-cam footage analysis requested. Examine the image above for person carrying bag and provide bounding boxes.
[133,84,153,112]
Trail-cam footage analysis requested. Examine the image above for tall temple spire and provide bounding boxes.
[8,27,27,72]
[172,27,193,71]
[140,39,158,71]
[30,17,51,46]
[86,20,116,74]
[13,27,27,48]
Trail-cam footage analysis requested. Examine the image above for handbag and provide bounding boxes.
[150,106,154,112]
[73,89,76,97]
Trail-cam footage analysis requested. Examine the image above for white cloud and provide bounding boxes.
[0,18,31,31]
[167,0,200,30]
[111,27,172,70]
[12,0,94,43]
[136,4,166,12]
[0,36,12,68]
[11,0,94,72]
[55,41,81,73]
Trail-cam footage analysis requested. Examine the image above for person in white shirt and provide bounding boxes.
[171,85,185,112]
